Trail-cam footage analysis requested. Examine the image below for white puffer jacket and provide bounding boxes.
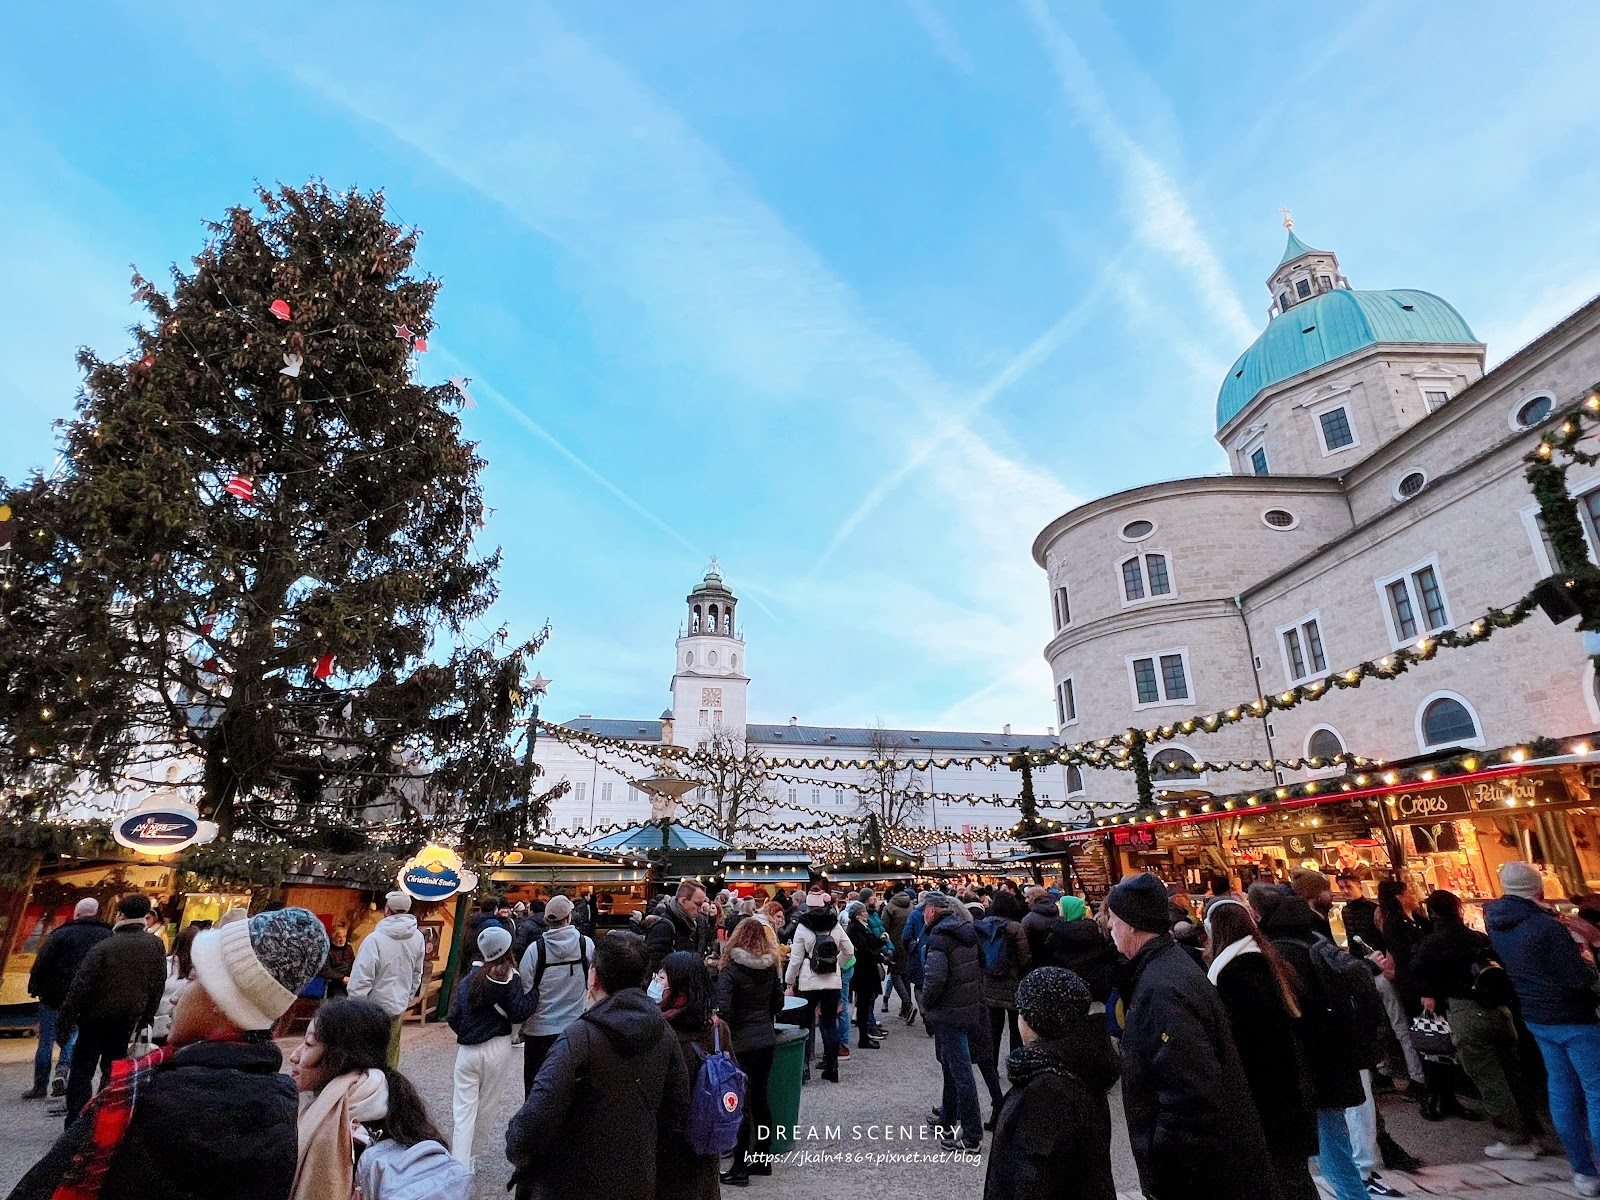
[784,908,851,993]
[348,914,426,1018]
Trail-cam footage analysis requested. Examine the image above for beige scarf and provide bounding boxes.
[291,1069,388,1200]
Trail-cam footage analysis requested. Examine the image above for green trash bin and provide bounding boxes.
[767,1023,808,1153]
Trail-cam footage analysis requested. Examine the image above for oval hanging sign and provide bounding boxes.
[113,810,210,854]
[397,844,476,903]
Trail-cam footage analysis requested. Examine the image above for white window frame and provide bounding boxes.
[1149,743,1206,788]
[1414,689,1486,751]
[1423,389,1449,413]
[573,782,587,806]
[1374,554,1451,649]
[1245,436,1269,476]
[1276,610,1330,684]
[1303,725,1347,772]
[1312,399,1361,457]
[1055,676,1079,728]
[1584,660,1600,727]
[1392,469,1429,503]
[601,781,614,804]
[1052,584,1072,631]
[1065,764,1086,796]
[1118,550,1177,607]
[1126,647,1194,711]
[811,786,821,805]
[1508,391,1557,432]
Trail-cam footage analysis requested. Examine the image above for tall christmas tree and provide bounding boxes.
[0,183,557,849]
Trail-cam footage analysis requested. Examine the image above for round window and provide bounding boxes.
[1262,509,1296,529]
[1395,471,1427,501]
[1514,394,1554,430]
[1121,519,1156,541]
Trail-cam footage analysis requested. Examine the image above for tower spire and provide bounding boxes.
[1278,205,1293,230]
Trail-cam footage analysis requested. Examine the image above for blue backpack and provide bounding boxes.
[974,917,1013,979]
[686,1019,747,1157]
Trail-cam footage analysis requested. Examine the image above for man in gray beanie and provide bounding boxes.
[348,890,427,1067]
[1106,873,1277,1200]
[9,907,328,1200]
[1487,861,1600,1195]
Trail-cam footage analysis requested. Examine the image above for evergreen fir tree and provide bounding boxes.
[0,182,558,848]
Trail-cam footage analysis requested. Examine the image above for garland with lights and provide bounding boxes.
[1528,384,1600,628]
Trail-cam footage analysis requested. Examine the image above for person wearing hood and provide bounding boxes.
[1107,873,1279,1200]
[519,895,597,1092]
[715,918,784,1187]
[506,932,690,1200]
[1259,893,1369,1200]
[883,889,916,1020]
[1487,862,1600,1196]
[646,881,708,973]
[1020,888,1068,969]
[920,890,985,1152]
[982,968,1121,1200]
[11,907,327,1200]
[784,889,850,1082]
[1049,894,1115,1004]
[1205,898,1320,1200]
[348,892,427,1068]
[24,897,111,1101]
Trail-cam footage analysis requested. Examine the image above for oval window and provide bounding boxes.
[1121,519,1155,541]
[684,652,694,667]
[708,651,718,666]
[1514,394,1554,430]
[1263,509,1296,529]
[1395,471,1427,501]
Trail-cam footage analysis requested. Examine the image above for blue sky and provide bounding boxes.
[4,3,1600,734]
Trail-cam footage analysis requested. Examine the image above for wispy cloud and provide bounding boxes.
[902,0,975,75]
[1021,0,1255,349]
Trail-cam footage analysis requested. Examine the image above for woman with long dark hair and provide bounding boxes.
[1374,879,1429,1093]
[447,926,534,1168]
[289,997,468,1199]
[1206,899,1320,1200]
[845,901,885,1050]
[662,950,739,1200]
[715,918,785,1187]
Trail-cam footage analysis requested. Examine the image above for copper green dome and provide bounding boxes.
[1216,288,1478,431]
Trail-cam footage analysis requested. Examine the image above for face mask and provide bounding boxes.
[647,974,666,1001]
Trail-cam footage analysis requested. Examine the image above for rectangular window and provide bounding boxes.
[1159,653,1188,700]
[1054,586,1071,629]
[1424,389,1449,412]
[1250,446,1269,475]
[601,781,613,804]
[1303,618,1327,673]
[1145,554,1171,596]
[1062,678,1077,724]
[1415,565,1448,630]
[1278,292,1290,312]
[1280,615,1329,684]
[574,782,586,806]
[1129,650,1192,708]
[1320,407,1355,450]
[1319,275,1332,289]
[698,709,708,726]
[1122,557,1145,601]
[811,787,820,805]
[1283,627,1306,680]
[1387,579,1418,639]
[1296,278,1312,298]
[713,710,723,726]
[787,788,797,804]
[1132,658,1160,705]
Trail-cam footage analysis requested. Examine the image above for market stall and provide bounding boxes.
[719,849,813,897]
[486,844,653,923]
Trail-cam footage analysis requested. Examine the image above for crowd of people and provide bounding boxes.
[9,859,1600,1200]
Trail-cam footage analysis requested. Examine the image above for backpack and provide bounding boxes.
[685,1020,747,1157]
[1472,954,1516,1009]
[808,929,840,976]
[354,1136,474,1200]
[532,932,590,990]
[1310,934,1386,1066]
[974,917,1014,979]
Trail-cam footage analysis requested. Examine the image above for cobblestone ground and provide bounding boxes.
[0,1013,1590,1200]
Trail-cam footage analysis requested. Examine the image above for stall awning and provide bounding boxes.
[720,849,812,884]
[487,844,651,885]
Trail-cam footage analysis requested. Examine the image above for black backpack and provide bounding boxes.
[532,932,590,990]
[808,930,840,975]
[1472,954,1516,1009]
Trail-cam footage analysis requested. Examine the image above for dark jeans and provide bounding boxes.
[968,1010,1004,1109]
[932,1022,982,1145]
[733,1045,775,1170]
[66,1020,132,1125]
[986,1004,1021,1069]
[855,991,880,1045]
[799,990,841,1070]
[887,972,914,1012]
[523,1033,560,1094]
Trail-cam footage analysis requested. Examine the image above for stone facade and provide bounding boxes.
[1035,233,1600,818]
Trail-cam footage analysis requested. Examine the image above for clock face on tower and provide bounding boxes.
[701,687,723,708]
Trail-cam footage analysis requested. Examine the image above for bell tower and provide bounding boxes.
[669,559,749,746]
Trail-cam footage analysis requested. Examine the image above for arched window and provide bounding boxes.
[708,604,719,632]
[723,612,732,635]
[1306,727,1344,761]
[1420,696,1481,748]
[1150,748,1200,780]
[692,605,702,634]
[1066,765,1085,795]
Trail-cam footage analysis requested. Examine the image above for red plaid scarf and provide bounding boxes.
[51,1044,173,1200]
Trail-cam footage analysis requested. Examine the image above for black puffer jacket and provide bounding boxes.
[1020,894,1067,967]
[847,914,884,998]
[27,916,112,1010]
[644,900,702,973]
[1210,945,1319,1161]
[7,1040,297,1200]
[1051,918,1116,1002]
[1341,896,1382,955]
[713,947,784,1052]
[982,1020,1122,1200]
[60,920,167,1033]
[1119,935,1277,1200]
[922,909,981,1029]
[507,987,690,1200]
[1261,896,1365,1111]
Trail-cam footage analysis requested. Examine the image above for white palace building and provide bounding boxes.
[532,564,1075,864]
[1033,223,1600,816]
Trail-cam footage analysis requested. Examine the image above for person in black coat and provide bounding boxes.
[983,967,1121,1200]
[714,920,784,1186]
[507,933,691,1200]
[24,899,112,1099]
[1020,890,1067,968]
[1260,894,1370,1200]
[921,893,985,1150]
[1205,898,1320,1200]
[845,904,885,1050]
[1336,875,1382,956]
[1106,874,1279,1200]
[1049,895,1115,1003]
[645,882,708,973]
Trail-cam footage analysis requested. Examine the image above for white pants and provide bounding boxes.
[1375,974,1423,1083]
[1346,1067,1379,1176]
[452,1034,517,1167]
